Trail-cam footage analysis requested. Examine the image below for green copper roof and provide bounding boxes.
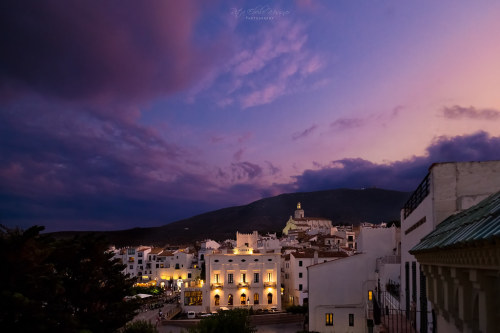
[410,190,500,253]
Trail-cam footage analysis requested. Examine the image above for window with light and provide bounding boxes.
[325,313,333,326]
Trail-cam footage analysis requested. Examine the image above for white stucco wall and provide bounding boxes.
[308,228,397,332]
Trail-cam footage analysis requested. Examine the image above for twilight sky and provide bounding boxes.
[2,1,500,232]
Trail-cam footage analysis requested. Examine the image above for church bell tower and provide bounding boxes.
[294,202,305,219]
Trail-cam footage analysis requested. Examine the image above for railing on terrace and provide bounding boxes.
[378,292,433,333]
[403,173,430,219]
[211,283,223,289]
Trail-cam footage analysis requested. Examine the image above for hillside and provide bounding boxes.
[51,188,410,246]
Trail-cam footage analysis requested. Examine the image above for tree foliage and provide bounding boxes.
[120,320,158,333]
[188,309,256,333]
[0,225,140,332]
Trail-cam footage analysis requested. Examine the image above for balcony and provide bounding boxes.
[263,281,276,288]
[238,282,249,288]
[211,283,223,289]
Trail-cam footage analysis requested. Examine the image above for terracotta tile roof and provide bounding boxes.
[149,247,164,255]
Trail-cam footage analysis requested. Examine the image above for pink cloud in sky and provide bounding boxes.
[193,17,326,109]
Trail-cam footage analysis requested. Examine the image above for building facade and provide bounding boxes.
[400,161,500,333]
[181,231,282,314]
[308,226,399,332]
[283,249,347,306]
[410,191,500,333]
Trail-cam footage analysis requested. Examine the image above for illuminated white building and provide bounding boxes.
[180,231,282,313]
[113,246,201,289]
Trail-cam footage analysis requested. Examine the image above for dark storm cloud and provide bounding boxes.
[441,105,500,120]
[0,100,227,231]
[292,131,500,192]
[0,0,219,103]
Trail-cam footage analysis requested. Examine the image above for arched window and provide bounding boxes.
[215,294,220,306]
[267,292,273,304]
[254,293,259,305]
[241,293,247,305]
[228,294,233,306]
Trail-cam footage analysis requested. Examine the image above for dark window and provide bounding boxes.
[138,259,142,264]
[299,272,303,278]
[228,273,234,284]
[214,295,220,306]
[228,259,233,262]
[214,259,219,262]
[299,261,303,267]
[420,267,428,332]
[254,293,259,305]
[254,259,259,262]
[254,273,259,283]
[412,261,417,302]
[349,314,354,326]
[299,284,303,291]
[175,263,180,269]
[405,262,410,318]
[267,293,273,304]
[241,259,246,262]
[268,259,272,261]
[188,273,192,278]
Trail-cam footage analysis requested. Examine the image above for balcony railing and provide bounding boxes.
[211,283,223,289]
[263,281,276,288]
[403,173,430,218]
[238,282,249,288]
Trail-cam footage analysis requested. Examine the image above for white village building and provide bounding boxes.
[181,231,282,313]
[400,160,500,333]
[308,226,399,332]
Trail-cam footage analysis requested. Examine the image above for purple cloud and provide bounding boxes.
[292,131,500,192]
[292,124,318,140]
[0,1,220,104]
[330,117,365,131]
[441,105,500,120]
[233,148,245,161]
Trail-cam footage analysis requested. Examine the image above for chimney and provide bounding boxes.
[313,251,318,265]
